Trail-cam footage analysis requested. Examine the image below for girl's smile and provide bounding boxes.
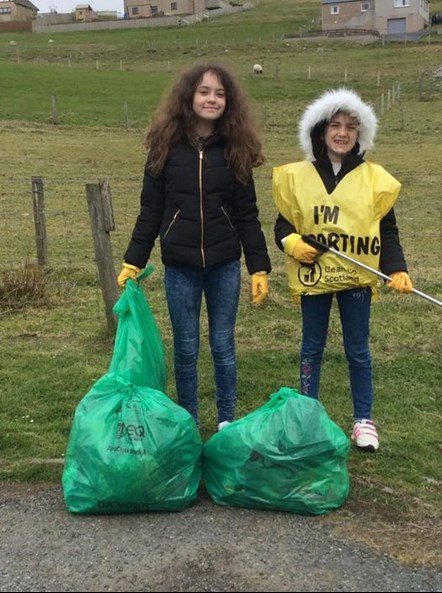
[324,112,359,163]
[192,71,226,136]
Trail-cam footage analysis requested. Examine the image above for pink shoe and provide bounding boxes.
[351,420,379,452]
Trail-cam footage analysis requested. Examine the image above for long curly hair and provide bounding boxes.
[144,62,264,184]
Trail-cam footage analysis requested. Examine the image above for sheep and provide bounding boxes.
[253,63,263,75]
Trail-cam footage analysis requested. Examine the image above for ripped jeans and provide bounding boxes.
[299,287,373,420]
[164,260,240,425]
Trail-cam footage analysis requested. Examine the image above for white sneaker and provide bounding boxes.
[351,419,379,452]
[217,421,231,431]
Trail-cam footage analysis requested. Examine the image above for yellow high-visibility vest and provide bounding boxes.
[273,160,401,297]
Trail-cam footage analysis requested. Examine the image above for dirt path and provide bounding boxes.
[0,483,440,592]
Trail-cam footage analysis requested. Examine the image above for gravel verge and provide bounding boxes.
[0,484,440,592]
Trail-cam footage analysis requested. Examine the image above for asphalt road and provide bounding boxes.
[0,483,441,592]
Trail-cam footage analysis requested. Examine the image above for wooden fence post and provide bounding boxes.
[51,94,58,125]
[85,180,119,333]
[274,63,279,81]
[124,97,129,129]
[31,176,48,266]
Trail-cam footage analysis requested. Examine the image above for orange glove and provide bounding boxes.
[292,237,320,264]
[117,263,140,288]
[251,272,269,305]
[388,272,413,293]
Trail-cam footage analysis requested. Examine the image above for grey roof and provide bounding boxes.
[14,0,39,10]
[322,0,358,4]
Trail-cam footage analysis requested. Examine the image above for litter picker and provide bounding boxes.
[302,234,442,308]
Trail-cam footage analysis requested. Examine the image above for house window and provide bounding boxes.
[394,0,410,7]
[151,5,158,14]
[171,2,177,10]
[0,6,12,12]
[361,2,370,11]
[131,6,138,15]
[331,5,339,15]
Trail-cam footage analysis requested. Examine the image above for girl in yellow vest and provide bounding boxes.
[273,88,412,452]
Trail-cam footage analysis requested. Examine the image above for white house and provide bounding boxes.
[321,0,430,35]
[0,0,38,23]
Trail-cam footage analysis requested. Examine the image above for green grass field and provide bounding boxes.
[0,0,441,564]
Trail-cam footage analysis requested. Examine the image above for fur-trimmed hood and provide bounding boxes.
[298,88,378,161]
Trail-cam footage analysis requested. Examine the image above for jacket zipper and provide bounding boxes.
[163,209,180,238]
[199,149,205,267]
[221,206,235,230]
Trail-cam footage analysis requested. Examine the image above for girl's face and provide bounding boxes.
[324,111,359,163]
[192,71,226,135]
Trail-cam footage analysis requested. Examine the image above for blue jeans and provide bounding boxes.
[164,260,241,425]
[299,287,373,420]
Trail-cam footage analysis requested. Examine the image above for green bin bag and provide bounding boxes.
[108,266,166,392]
[62,373,202,513]
[202,387,350,515]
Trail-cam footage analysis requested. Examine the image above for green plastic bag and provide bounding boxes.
[108,266,166,392]
[62,373,203,513]
[202,387,350,515]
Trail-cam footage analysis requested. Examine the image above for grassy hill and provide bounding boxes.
[0,0,441,567]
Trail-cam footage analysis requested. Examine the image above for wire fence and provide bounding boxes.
[0,175,141,272]
[1,172,440,280]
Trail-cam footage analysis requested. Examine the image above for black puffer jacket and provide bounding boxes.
[124,134,271,275]
[274,152,408,276]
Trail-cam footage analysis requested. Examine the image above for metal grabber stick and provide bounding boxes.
[302,234,442,308]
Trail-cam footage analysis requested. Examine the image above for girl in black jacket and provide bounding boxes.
[118,63,271,430]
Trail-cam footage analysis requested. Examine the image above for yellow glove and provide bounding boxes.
[291,237,320,264]
[117,263,140,288]
[388,271,413,294]
[251,272,269,305]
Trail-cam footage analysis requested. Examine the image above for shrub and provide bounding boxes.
[0,262,47,312]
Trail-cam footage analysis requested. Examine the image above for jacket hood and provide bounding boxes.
[298,88,378,161]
